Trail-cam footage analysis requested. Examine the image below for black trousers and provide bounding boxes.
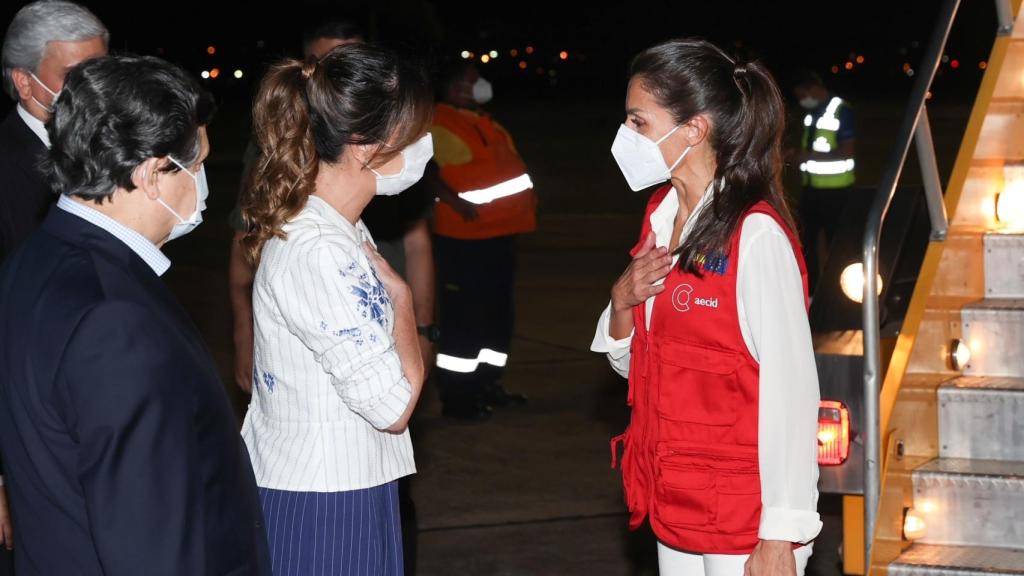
[433,235,517,407]
[799,186,850,296]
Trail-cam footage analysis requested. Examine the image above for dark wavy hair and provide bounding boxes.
[43,54,215,203]
[630,39,797,274]
[241,43,432,264]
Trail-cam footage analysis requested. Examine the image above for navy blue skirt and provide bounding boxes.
[259,482,403,576]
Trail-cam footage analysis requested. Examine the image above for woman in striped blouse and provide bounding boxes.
[239,43,433,575]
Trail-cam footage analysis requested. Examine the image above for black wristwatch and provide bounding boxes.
[417,324,441,343]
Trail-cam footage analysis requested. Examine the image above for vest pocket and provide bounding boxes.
[655,458,714,527]
[657,340,741,426]
[715,471,762,535]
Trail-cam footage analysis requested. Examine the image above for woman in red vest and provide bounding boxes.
[592,39,822,575]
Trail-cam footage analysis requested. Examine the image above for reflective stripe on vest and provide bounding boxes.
[801,96,855,189]
[436,349,509,373]
[431,103,538,239]
[459,173,534,205]
[801,158,856,175]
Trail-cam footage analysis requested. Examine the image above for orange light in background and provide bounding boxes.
[559,51,569,61]
[480,54,491,64]
[926,91,933,100]
[902,63,912,72]
[845,61,854,70]
[525,46,535,55]
[817,400,851,466]
[831,65,840,74]
[209,68,220,79]
[207,46,216,55]
[980,61,988,70]
[510,49,519,57]
[856,55,865,64]
[519,61,528,70]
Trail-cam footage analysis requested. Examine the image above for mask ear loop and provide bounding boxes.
[667,145,693,173]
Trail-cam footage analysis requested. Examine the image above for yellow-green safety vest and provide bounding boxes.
[800,96,855,189]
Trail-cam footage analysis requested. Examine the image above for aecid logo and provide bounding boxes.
[672,284,693,312]
[671,283,719,313]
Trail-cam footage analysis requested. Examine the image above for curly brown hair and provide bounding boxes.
[241,43,432,264]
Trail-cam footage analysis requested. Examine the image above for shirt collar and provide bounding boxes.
[649,181,716,251]
[299,195,375,246]
[56,195,171,276]
[16,104,50,148]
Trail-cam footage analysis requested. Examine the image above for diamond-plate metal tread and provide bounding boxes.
[890,544,1024,575]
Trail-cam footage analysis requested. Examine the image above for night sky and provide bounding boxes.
[0,1,1002,103]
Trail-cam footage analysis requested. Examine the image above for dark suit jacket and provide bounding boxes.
[0,208,270,575]
[0,108,53,263]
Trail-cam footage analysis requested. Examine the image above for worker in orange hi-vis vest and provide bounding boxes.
[422,59,537,422]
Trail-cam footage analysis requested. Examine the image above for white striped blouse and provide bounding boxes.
[241,195,416,492]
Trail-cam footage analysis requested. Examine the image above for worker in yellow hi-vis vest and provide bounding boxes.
[422,59,537,422]
[793,70,856,294]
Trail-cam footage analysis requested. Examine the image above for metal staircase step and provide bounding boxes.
[890,544,1024,575]
[985,233,1024,298]
[962,299,1024,377]
[912,458,1024,549]
[939,377,1024,461]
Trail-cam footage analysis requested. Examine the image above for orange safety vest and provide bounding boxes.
[431,103,537,240]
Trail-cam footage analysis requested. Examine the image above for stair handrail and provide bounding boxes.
[861,1,1014,571]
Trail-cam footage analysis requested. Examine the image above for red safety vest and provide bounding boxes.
[611,184,808,555]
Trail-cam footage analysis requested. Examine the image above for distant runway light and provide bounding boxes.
[234,69,243,79]
[201,70,210,79]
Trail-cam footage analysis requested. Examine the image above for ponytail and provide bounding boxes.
[630,39,796,276]
[240,44,433,266]
[240,58,320,265]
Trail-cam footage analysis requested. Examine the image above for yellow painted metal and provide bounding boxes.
[864,3,1024,573]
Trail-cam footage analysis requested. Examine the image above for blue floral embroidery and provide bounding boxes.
[262,371,276,393]
[339,263,391,331]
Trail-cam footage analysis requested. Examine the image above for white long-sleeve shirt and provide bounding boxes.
[591,187,822,544]
[242,195,415,492]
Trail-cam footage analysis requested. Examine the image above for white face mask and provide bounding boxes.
[369,133,434,196]
[799,96,821,110]
[472,77,493,104]
[610,123,692,192]
[28,71,60,114]
[157,157,209,241]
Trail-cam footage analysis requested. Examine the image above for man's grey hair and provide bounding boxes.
[2,1,109,100]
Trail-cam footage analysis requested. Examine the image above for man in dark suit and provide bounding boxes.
[0,55,270,575]
[0,0,108,262]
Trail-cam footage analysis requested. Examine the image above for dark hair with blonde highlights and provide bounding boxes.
[241,43,432,264]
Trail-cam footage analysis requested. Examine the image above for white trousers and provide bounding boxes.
[657,542,813,576]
